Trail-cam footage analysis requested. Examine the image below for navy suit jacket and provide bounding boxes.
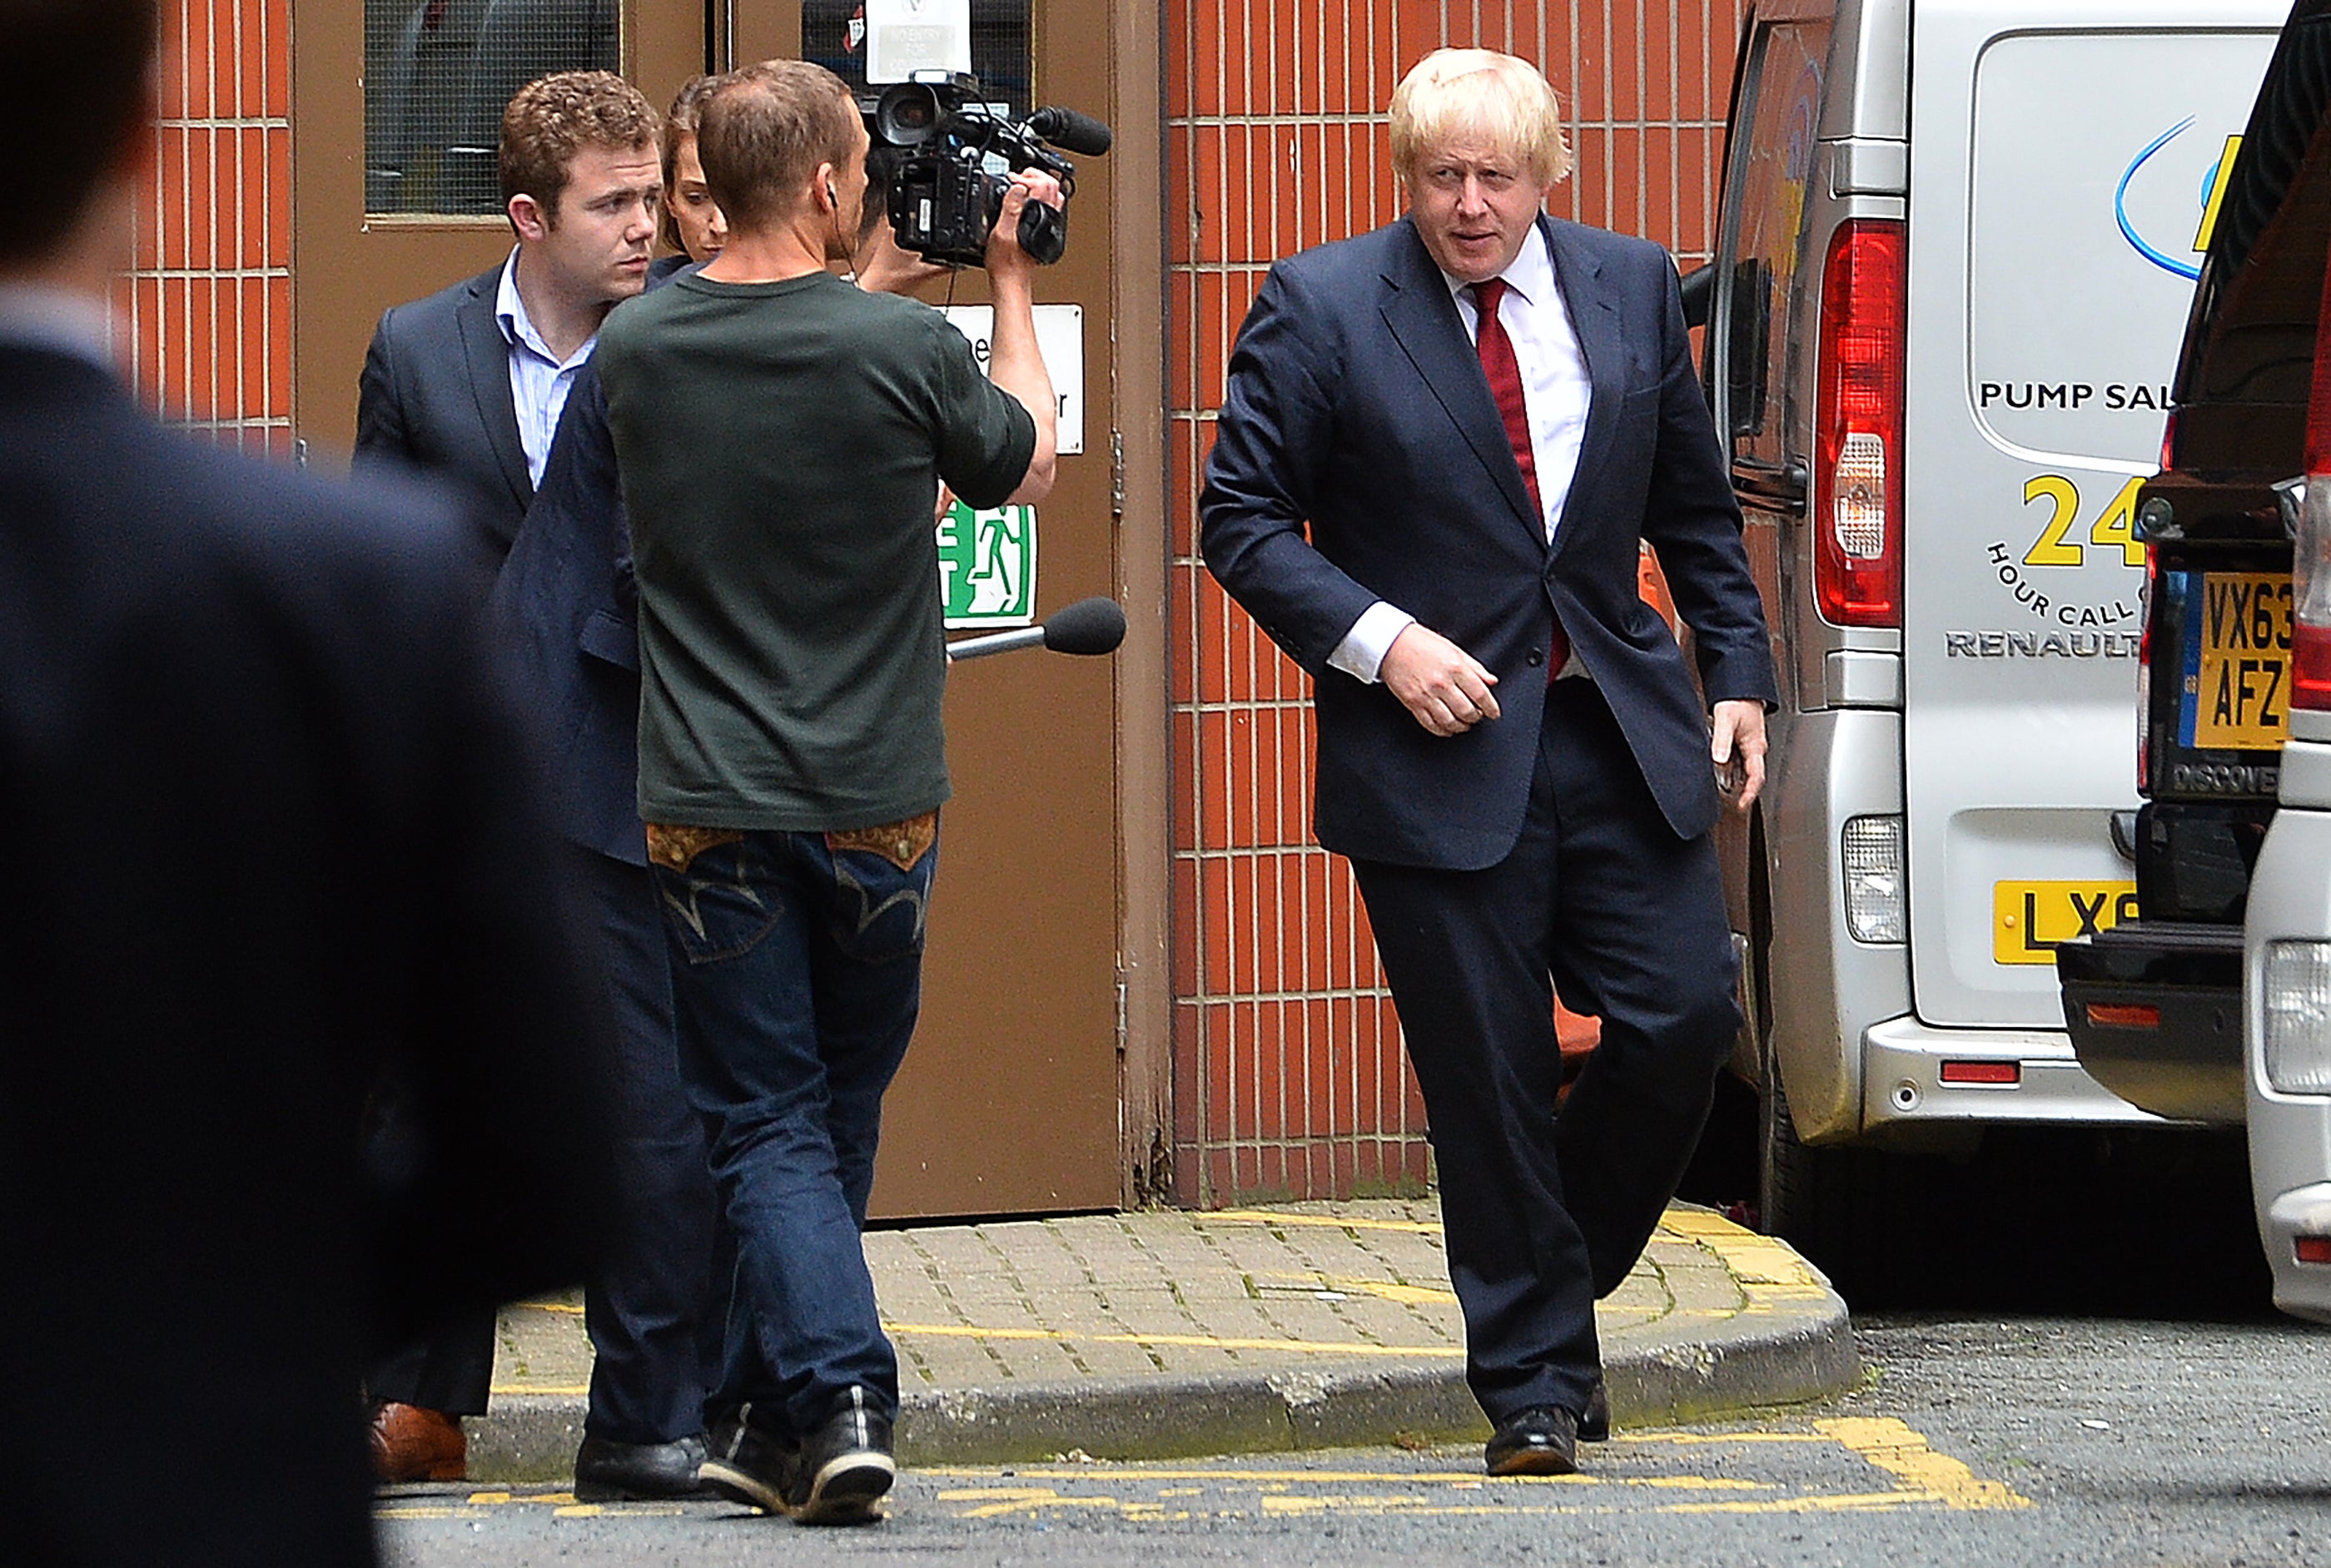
[486,257,692,866]
[1200,215,1778,870]
[489,356,645,864]
[0,342,613,1565]
[355,262,534,558]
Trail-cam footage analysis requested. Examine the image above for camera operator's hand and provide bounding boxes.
[982,170,1061,504]
[985,171,1065,283]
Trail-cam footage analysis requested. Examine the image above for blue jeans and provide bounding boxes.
[650,822,938,1437]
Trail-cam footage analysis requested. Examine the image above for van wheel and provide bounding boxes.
[1757,1055,1819,1241]
[1758,1057,1891,1303]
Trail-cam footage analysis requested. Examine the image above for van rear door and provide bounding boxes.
[1902,0,2281,1029]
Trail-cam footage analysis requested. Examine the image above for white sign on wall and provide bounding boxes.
[938,305,1085,455]
[864,0,972,83]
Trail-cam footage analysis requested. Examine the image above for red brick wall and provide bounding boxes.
[1165,2,1752,1206]
[121,0,294,455]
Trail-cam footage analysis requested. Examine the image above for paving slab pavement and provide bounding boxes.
[468,1199,1856,1481]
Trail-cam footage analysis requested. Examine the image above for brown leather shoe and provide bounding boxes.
[370,1402,467,1483]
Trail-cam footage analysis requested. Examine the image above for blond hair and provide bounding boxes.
[1390,49,1573,190]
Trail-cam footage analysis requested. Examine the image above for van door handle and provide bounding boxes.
[1731,458,1807,512]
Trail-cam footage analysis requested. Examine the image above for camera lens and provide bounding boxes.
[875,83,943,147]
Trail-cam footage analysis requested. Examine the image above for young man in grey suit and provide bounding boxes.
[355,68,664,563]
[0,2,614,1559]
[1201,48,1777,1478]
[351,67,665,1484]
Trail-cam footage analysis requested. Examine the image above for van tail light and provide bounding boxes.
[1814,220,1907,628]
[2296,256,2331,710]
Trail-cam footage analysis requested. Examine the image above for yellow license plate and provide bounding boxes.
[2182,570,2294,751]
[1993,880,2139,965]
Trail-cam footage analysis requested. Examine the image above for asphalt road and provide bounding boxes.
[380,1132,2330,1566]
[376,1308,2329,1567]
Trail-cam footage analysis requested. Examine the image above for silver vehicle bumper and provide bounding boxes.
[1861,1015,2167,1127]
[1765,707,1910,1143]
[2244,783,2331,1324]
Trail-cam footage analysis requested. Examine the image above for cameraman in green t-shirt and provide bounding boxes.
[595,57,1057,1527]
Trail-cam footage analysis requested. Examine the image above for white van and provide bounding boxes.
[1701,0,2286,1279]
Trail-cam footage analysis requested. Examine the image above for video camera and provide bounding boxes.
[862,72,1112,269]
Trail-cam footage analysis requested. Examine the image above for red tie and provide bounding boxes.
[1470,278,1568,677]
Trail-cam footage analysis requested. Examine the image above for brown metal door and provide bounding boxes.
[731,2,1131,1219]
[291,0,706,456]
[295,0,1144,1218]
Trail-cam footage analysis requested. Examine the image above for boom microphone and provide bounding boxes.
[1040,595,1127,654]
[1026,105,1114,156]
[946,596,1126,662]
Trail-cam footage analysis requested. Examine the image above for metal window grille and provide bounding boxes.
[365,0,620,216]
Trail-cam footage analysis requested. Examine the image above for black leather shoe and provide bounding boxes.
[700,1412,798,1514]
[1484,1405,1579,1476]
[787,1387,896,1525]
[1579,1378,1611,1443]
[574,1433,713,1501]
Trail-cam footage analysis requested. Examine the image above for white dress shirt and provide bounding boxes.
[495,249,597,489]
[1327,223,1593,683]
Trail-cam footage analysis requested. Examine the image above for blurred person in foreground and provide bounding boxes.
[0,2,615,1562]
[1201,47,1776,1478]
[594,58,1056,1525]
[352,66,663,1483]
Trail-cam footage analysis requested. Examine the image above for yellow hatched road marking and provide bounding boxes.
[928,1419,2028,1522]
[1817,1417,2033,1511]
[380,1420,2031,1528]
[1664,1489,1941,1515]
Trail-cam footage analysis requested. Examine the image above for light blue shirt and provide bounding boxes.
[495,248,597,489]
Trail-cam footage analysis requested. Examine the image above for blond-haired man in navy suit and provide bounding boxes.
[1202,47,1776,1477]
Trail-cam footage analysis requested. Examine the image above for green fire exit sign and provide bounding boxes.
[937,501,1036,628]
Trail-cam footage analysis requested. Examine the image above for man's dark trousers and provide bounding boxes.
[1350,678,1738,1425]
[572,848,725,1441]
[652,826,939,1439]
